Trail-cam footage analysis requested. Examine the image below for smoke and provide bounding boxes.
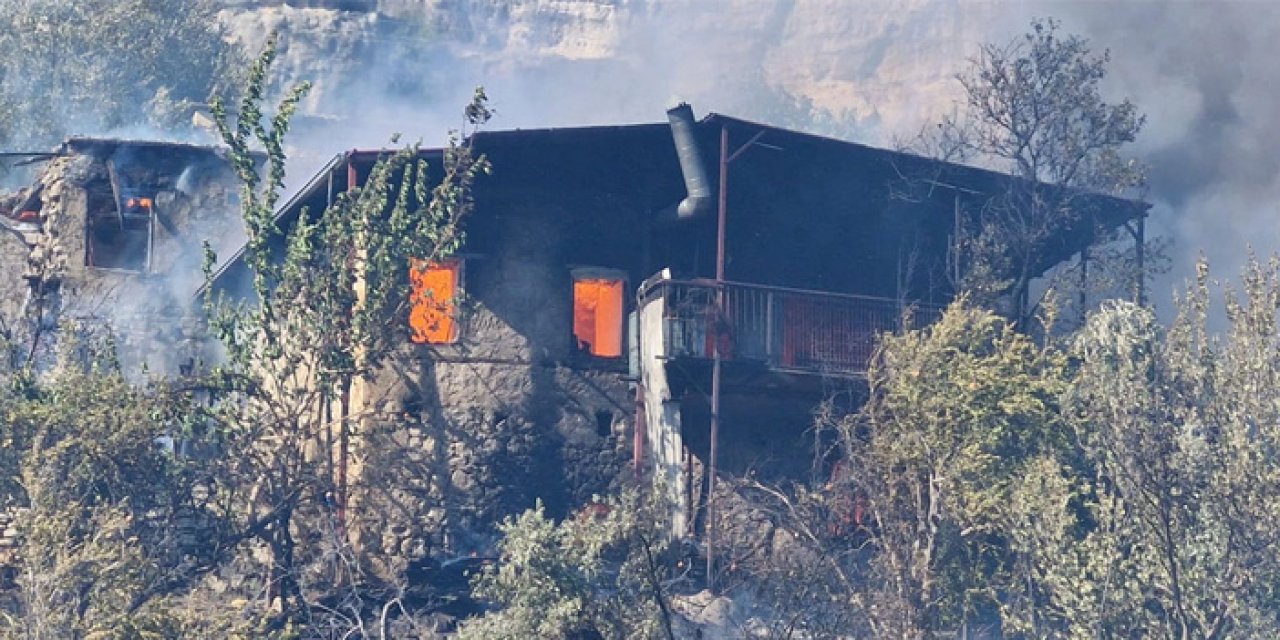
[1052,2,1280,315]
[237,2,1020,191]
[226,1,1277,315]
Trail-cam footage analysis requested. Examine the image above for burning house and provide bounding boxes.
[0,138,246,375]
[205,106,1148,558]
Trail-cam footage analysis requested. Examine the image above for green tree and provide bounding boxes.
[458,491,679,640]
[718,304,1070,638]
[0,0,237,150]
[0,326,195,638]
[1005,260,1280,638]
[718,260,1280,638]
[837,304,1068,637]
[197,35,490,628]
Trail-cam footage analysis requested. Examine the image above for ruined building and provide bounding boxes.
[204,106,1148,558]
[0,138,246,375]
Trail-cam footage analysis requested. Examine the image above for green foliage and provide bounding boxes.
[1024,258,1280,638]
[841,304,1068,637]
[206,40,490,389]
[0,0,238,150]
[198,37,492,628]
[459,492,677,640]
[734,257,1280,638]
[958,19,1145,192]
[0,327,189,637]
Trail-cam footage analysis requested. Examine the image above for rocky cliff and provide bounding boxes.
[215,0,1039,156]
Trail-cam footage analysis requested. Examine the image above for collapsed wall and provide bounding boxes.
[0,138,245,376]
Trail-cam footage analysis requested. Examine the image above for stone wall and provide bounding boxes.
[2,139,643,575]
[351,233,636,561]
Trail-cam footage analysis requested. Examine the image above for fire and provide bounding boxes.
[572,278,623,357]
[409,259,459,344]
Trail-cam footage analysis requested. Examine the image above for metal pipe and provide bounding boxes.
[952,193,961,286]
[707,123,728,593]
[667,104,713,219]
[717,125,728,283]
[684,448,694,535]
[105,160,125,232]
[765,290,774,358]
[634,384,647,479]
[347,152,358,193]
[327,165,334,208]
[146,201,154,273]
[1137,216,1146,306]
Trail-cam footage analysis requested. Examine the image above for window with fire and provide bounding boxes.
[409,259,461,344]
[87,192,154,271]
[572,273,624,358]
[407,262,626,358]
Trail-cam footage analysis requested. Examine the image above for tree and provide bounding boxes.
[1004,260,1280,638]
[0,325,202,638]
[836,304,1069,636]
[708,303,1069,638]
[0,0,238,151]
[457,491,680,640]
[196,35,491,628]
[912,19,1149,323]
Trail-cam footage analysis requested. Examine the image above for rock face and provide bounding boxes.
[214,0,1043,153]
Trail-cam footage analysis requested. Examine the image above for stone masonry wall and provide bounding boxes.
[351,230,636,561]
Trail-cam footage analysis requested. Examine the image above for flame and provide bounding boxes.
[409,259,459,344]
[573,278,623,357]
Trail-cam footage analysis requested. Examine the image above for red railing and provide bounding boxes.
[641,279,941,375]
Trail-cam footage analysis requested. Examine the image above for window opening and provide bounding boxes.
[87,189,153,271]
[7,183,43,224]
[573,275,624,357]
[409,258,460,344]
[88,156,154,272]
[595,411,613,438]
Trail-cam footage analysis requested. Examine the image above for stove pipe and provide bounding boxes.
[666,103,713,220]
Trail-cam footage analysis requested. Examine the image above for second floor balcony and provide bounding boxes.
[637,277,941,378]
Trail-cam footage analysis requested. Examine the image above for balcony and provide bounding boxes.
[638,278,941,378]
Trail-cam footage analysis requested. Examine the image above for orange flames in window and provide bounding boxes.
[573,278,623,357]
[409,259,459,344]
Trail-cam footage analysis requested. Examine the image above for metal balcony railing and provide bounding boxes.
[640,279,942,376]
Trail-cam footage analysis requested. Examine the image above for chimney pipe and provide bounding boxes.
[667,104,713,219]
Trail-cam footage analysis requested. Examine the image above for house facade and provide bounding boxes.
[205,106,1147,558]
